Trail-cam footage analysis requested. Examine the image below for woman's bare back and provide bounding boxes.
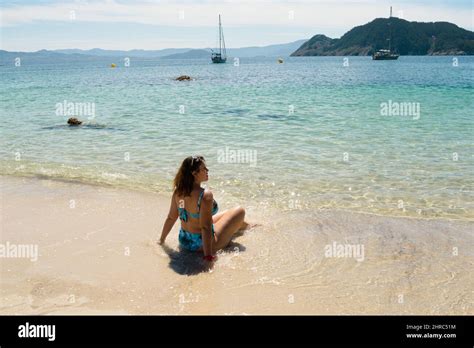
[175,189,204,233]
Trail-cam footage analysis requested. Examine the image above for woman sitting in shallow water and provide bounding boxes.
[159,156,250,261]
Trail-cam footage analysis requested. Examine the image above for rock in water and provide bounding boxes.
[175,75,192,81]
[67,117,82,126]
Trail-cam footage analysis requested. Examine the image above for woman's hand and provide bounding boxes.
[203,255,217,262]
[158,237,165,245]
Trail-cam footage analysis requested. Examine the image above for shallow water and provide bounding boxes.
[1,56,473,219]
[1,176,472,314]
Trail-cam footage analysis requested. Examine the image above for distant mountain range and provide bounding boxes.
[0,40,306,62]
[55,40,306,58]
[0,49,103,64]
[159,40,308,59]
[52,48,192,58]
[226,40,307,57]
[2,17,472,63]
[291,17,474,56]
[160,49,210,59]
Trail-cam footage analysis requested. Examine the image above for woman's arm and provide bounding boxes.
[158,192,179,244]
[199,190,215,256]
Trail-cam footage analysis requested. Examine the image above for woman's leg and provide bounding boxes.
[213,206,246,251]
[212,210,228,224]
[213,210,250,229]
[201,208,249,253]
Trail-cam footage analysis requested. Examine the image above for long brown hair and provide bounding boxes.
[173,156,205,197]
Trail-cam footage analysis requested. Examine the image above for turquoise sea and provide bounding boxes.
[1,56,473,219]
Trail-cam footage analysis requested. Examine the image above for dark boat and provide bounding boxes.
[211,15,226,63]
[373,7,399,60]
[373,49,399,60]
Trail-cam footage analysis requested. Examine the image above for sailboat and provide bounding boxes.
[211,15,227,63]
[373,7,399,60]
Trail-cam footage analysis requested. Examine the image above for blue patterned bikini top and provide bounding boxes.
[178,189,219,222]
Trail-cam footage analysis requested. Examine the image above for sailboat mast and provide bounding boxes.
[221,16,226,58]
[219,14,222,54]
[389,23,392,51]
[388,6,392,52]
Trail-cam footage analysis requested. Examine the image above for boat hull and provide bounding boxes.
[211,56,226,63]
[372,55,399,60]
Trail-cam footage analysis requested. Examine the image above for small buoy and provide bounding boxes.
[277,58,284,64]
[110,63,117,68]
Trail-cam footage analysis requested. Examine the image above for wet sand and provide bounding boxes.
[1,175,472,314]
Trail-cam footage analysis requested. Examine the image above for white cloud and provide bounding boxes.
[1,0,471,50]
[1,0,471,30]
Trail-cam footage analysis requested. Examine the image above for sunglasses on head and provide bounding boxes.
[191,155,204,166]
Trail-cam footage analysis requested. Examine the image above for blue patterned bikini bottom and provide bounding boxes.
[178,225,215,251]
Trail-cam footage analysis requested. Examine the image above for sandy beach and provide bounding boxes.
[0,175,472,315]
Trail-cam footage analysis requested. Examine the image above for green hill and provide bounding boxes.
[291,17,474,56]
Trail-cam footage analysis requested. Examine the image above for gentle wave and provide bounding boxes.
[1,159,472,221]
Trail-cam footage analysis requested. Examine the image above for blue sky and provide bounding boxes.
[1,0,472,51]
